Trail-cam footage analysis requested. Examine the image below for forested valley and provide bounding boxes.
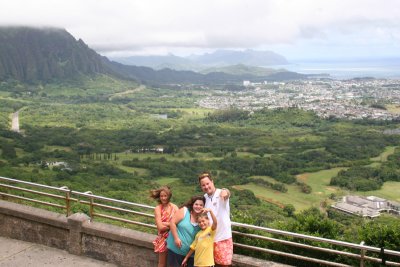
[1,75,400,266]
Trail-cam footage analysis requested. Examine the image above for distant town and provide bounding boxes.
[198,78,400,120]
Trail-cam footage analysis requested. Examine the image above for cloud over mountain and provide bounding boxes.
[0,0,399,60]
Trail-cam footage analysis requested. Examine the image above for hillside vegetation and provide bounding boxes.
[0,27,113,82]
[1,26,400,266]
[1,76,400,265]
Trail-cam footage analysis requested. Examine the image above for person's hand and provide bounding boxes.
[220,188,229,200]
[201,208,211,213]
[175,237,182,248]
[181,258,187,267]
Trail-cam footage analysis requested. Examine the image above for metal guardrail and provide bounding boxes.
[1,176,399,267]
[0,176,156,229]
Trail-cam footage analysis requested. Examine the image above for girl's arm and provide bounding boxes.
[154,205,168,232]
[162,203,179,228]
[181,249,194,267]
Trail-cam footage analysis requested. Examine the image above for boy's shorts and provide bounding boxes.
[214,238,233,265]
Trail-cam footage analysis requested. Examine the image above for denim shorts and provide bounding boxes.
[167,249,194,267]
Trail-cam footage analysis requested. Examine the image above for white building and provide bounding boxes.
[332,195,400,218]
[243,80,251,87]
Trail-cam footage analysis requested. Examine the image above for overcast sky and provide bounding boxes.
[1,0,400,61]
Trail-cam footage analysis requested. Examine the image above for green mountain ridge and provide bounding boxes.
[0,27,115,82]
[200,64,287,76]
[111,49,289,70]
[0,26,307,85]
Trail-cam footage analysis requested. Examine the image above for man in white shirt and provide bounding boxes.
[198,172,232,267]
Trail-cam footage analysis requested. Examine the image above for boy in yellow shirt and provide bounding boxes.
[181,208,217,267]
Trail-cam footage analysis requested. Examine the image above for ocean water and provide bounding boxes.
[270,59,400,79]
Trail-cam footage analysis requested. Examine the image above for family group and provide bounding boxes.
[150,172,232,267]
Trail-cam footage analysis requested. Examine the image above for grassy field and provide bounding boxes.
[155,177,180,185]
[360,182,400,202]
[296,167,347,195]
[370,146,396,162]
[368,146,396,167]
[234,146,400,211]
[386,104,400,114]
[235,167,346,211]
[236,152,262,158]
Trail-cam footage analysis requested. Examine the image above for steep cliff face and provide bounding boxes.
[0,27,112,82]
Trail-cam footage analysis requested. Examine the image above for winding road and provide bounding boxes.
[11,110,20,133]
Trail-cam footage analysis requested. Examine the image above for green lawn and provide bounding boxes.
[155,177,180,185]
[236,168,347,211]
[236,152,260,158]
[234,183,320,211]
[360,182,400,202]
[296,167,347,195]
[239,158,400,211]
[370,146,396,162]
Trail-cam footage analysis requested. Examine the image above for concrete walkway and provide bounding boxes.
[0,236,117,267]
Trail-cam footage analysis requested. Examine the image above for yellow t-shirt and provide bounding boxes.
[190,226,216,267]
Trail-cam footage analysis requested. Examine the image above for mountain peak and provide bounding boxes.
[0,26,112,83]
[112,49,288,70]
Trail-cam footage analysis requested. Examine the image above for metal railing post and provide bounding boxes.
[381,247,386,266]
[60,186,70,216]
[90,197,94,220]
[84,191,94,221]
[360,241,365,267]
[66,190,71,216]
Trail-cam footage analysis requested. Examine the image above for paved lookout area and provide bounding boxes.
[0,236,117,267]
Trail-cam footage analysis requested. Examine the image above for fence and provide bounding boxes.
[1,176,399,267]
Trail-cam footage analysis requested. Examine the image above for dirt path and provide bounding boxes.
[108,85,146,100]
